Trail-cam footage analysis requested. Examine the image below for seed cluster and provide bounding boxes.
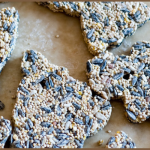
[11,50,112,148]
[0,116,12,148]
[0,7,19,73]
[86,41,150,123]
[38,2,150,55]
[106,131,136,148]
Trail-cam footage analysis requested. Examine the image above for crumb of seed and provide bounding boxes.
[0,101,4,110]
[107,130,111,133]
[98,139,104,146]
[12,95,16,99]
[55,34,59,38]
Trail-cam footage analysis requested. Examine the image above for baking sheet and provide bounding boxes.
[0,2,150,148]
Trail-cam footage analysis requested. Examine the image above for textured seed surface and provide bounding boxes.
[12,50,112,148]
[86,41,150,123]
[106,131,136,148]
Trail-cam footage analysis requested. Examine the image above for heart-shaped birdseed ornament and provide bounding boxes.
[0,7,19,73]
[38,2,150,55]
[11,50,112,148]
[86,41,150,123]
[106,131,136,148]
[0,116,12,148]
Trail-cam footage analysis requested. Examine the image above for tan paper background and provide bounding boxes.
[0,2,150,148]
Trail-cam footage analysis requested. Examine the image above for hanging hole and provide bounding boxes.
[123,74,130,80]
[130,71,134,75]
[40,80,45,88]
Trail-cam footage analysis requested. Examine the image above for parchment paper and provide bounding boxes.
[0,2,150,148]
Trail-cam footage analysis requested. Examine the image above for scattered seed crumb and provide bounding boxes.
[0,101,5,110]
[107,130,111,133]
[12,95,16,99]
[28,43,30,45]
[55,35,59,38]
[9,91,11,93]
[98,139,104,146]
